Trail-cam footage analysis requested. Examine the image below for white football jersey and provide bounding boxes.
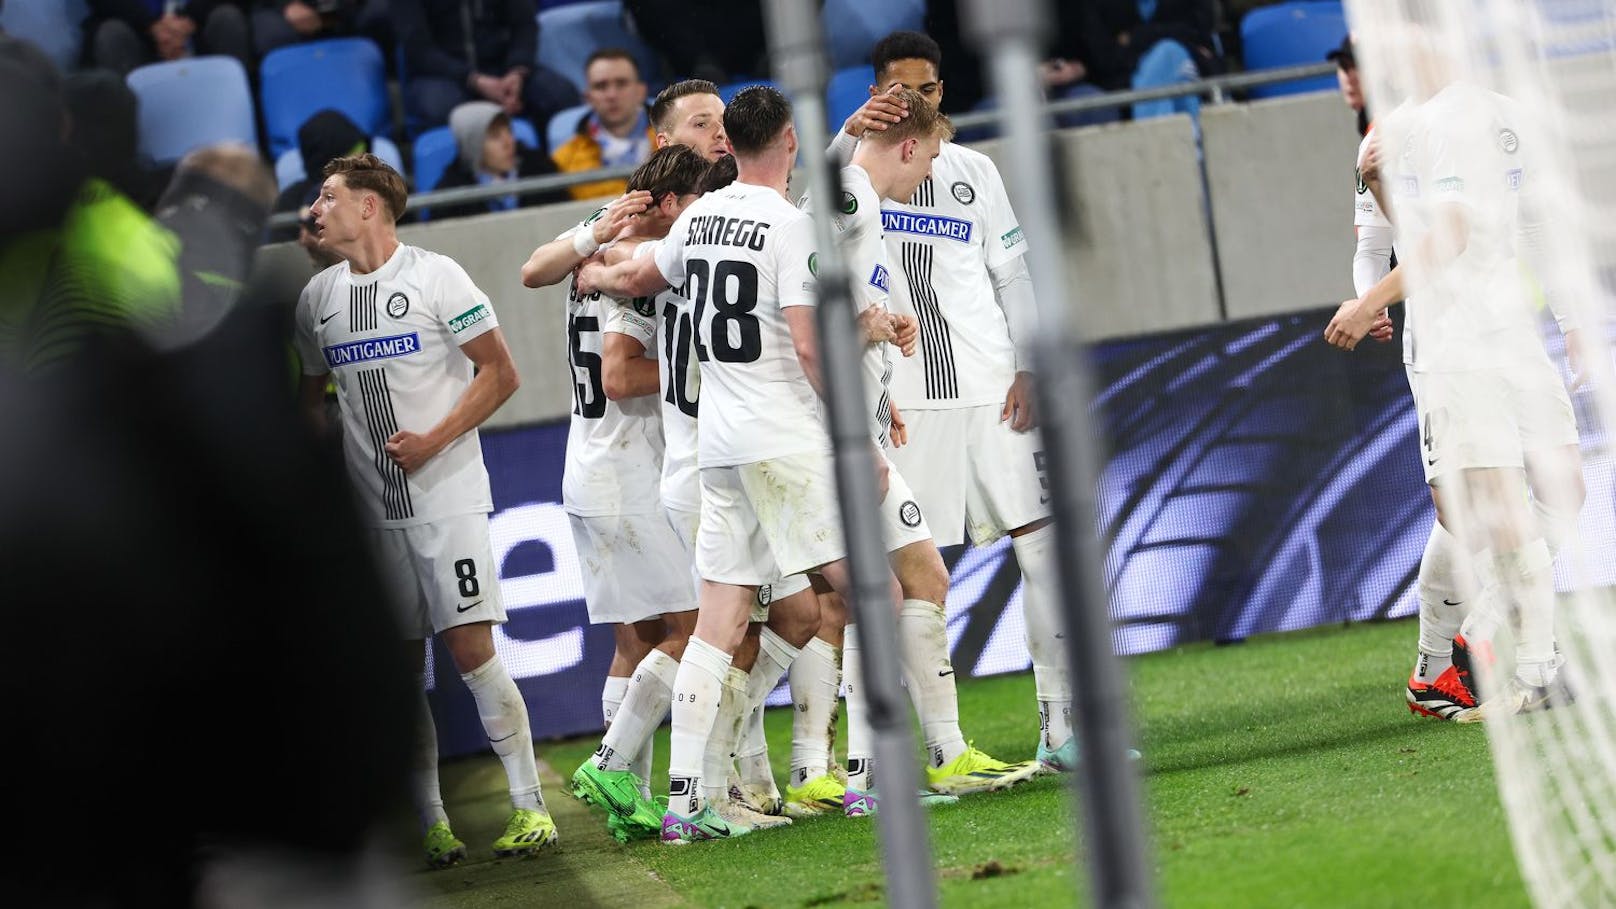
[557,223,665,516]
[605,239,701,513]
[654,181,827,468]
[882,141,1028,410]
[1388,83,1545,373]
[294,244,496,528]
[801,164,895,447]
[1353,126,1391,230]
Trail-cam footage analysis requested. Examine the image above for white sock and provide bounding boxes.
[594,649,678,772]
[1014,526,1071,750]
[789,635,840,787]
[1500,539,1558,686]
[844,624,874,793]
[668,636,731,816]
[1414,522,1466,683]
[601,675,629,726]
[1460,548,1505,644]
[737,628,798,789]
[702,667,751,805]
[898,599,967,767]
[461,656,545,813]
[412,684,449,833]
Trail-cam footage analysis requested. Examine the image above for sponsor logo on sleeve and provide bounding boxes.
[386,292,409,319]
[951,181,975,204]
[1000,225,1025,249]
[880,210,974,243]
[450,303,492,334]
[322,332,421,368]
[1435,176,1465,193]
[868,264,889,292]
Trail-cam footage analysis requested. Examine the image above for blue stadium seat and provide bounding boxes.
[825,65,876,133]
[126,56,258,165]
[415,118,541,193]
[1240,1,1347,98]
[546,103,591,156]
[1,0,89,71]
[273,136,405,191]
[537,0,662,95]
[260,38,390,158]
[821,0,924,69]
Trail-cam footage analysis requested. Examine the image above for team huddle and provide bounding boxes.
[296,31,1078,863]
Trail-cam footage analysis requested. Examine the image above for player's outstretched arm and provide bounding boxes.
[576,254,668,300]
[602,333,659,400]
[519,190,654,288]
[384,328,520,473]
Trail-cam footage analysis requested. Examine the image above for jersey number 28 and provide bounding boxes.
[686,258,761,364]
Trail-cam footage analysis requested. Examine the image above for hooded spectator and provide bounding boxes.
[432,99,565,218]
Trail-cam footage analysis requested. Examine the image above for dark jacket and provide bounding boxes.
[88,0,243,32]
[396,0,538,84]
[269,109,370,239]
[1079,0,1220,89]
[430,146,565,220]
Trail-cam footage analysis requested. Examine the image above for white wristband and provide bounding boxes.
[572,229,601,258]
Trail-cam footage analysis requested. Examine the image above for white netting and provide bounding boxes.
[1347,1,1616,905]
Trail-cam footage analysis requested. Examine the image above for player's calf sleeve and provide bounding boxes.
[601,675,629,727]
[1414,523,1467,681]
[1013,525,1073,749]
[843,624,874,792]
[897,599,967,767]
[737,629,799,786]
[1460,548,1506,644]
[1497,539,1559,685]
[669,636,731,816]
[789,635,840,787]
[597,649,678,772]
[461,656,545,812]
[701,667,751,805]
[413,683,449,832]
[1533,496,1580,558]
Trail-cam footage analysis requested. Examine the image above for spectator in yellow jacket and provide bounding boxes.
[551,48,654,200]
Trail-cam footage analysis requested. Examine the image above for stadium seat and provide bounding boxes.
[537,0,662,95]
[414,118,540,193]
[126,56,258,165]
[1,0,89,71]
[546,103,591,156]
[260,37,390,158]
[825,65,876,133]
[821,0,925,70]
[273,136,405,191]
[1240,1,1347,98]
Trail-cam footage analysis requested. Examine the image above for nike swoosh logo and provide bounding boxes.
[456,600,483,613]
[1443,599,1462,606]
[489,731,518,743]
[1427,458,1438,466]
[938,669,955,678]
[319,310,339,325]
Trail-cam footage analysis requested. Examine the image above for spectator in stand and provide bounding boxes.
[251,0,353,57]
[395,0,576,132]
[1039,3,1119,129]
[624,0,766,85]
[85,0,251,77]
[433,99,566,218]
[268,108,373,238]
[1079,0,1223,119]
[551,48,653,201]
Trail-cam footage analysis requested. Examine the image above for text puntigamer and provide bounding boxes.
[323,332,422,369]
[685,215,771,250]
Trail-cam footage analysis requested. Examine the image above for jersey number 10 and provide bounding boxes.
[685,258,762,364]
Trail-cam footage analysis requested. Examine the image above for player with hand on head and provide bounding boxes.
[798,87,1039,815]
[294,154,555,866]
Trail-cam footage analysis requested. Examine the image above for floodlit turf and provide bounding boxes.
[418,619,1529,908]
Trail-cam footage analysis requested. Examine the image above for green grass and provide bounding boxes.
[417,619,1529,908]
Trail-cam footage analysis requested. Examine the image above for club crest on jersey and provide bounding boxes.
[322,332,420,368]
[950,181,975,204]
[386,292,409,319]
[450,303,491,333]
[881,211,973,243]
[1355,169,1368,194]
[1499,129,1519,154]
[632,296,655,317]
[757,584,773,606]
[899,500,922,527]
[808,252,819,276]
[868,264,890,292]
[840,191,858,215]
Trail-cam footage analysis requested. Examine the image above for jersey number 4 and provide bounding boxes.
[686,258,762,364]
[569,315,606,419]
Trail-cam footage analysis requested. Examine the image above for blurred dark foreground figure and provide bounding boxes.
[0,36,416,908]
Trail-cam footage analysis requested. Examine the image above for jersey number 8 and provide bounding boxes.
[686,258,762,364]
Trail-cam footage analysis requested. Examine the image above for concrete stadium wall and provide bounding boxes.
[254,90,1364,429]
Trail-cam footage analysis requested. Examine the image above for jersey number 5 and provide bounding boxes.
[686,258,762,364]
[569,315,606,419]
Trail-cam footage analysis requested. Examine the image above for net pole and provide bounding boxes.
[761,2,939,907]
[961,0,1157,905]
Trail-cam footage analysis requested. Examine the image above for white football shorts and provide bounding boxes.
[1408,361,1578,485]
[697,450,847,585]
[881,452,934,553]
[369,512,507,639]
[568,510,698,625]
[667,504,812,622]
[885,404,1051,547]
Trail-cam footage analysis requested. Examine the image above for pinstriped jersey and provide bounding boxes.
[881,141,1028,410]
[294,244,497,528]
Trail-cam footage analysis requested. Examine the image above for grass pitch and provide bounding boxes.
[415,619,1529,908]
